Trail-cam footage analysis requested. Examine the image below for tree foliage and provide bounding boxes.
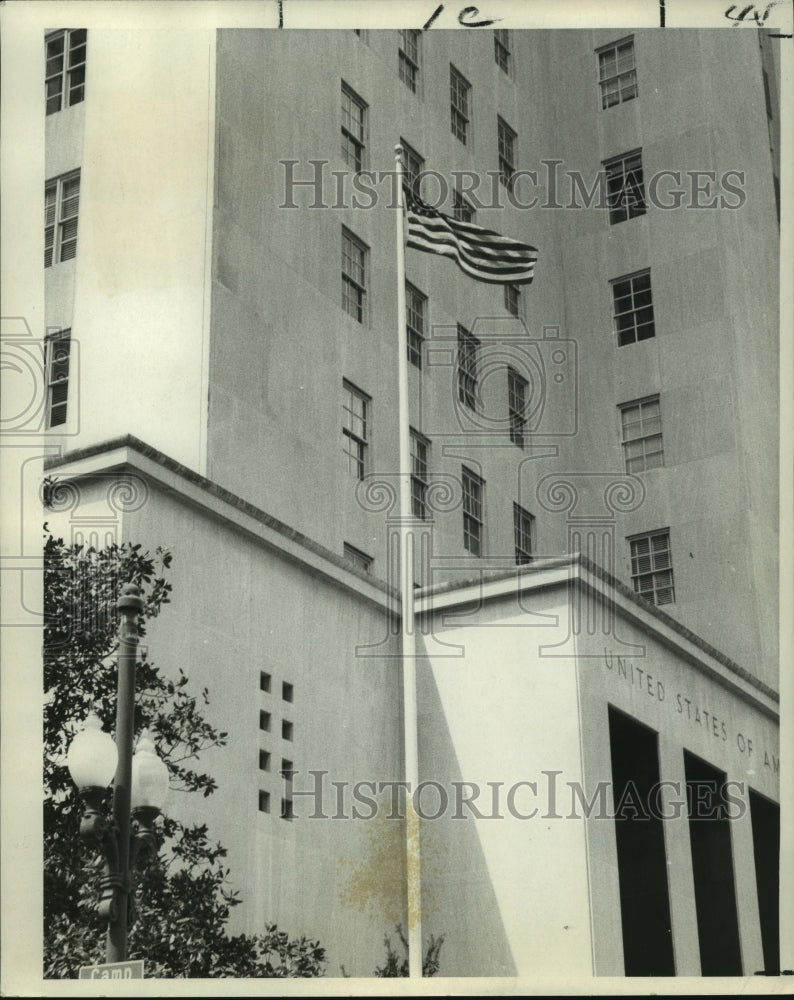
[373,924,445,977]
[43,526,326,978]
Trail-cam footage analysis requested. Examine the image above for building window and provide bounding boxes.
[259,710,271,732]
[604,150,646,224]
[45,171,80,267]
[341,227,368,322]
[259,670,271,692]
[406,282,426,369]
[282,681,293,703]
[410,429,429,520]
[344,542,373,573]
[497,116,517,190]
[611,270,655,346]
[450,65,471,145]
[398,29,420,93]
[629,530,675,606]
[462,467,484,556]
[513,503,534,565]
[494,29,511,74]
[598,37,637,110]
[258,790,271,813]
[45,29,87,115]
[507,367,528,448]
[259,750,271,772]
[401,139,424,199]
[453,190,475,224]
[341,82,367,172]
[282,720,294,741]
[504,283,520,317]
[342,380,369,480]
[45,330,71,428]
[619,396,663,473]
[457,324,479,411]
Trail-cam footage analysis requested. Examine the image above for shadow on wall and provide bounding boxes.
[416,657,519,977]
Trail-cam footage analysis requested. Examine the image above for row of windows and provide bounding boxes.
[341,78,518,191]
[344,487,535,569]
[43,153,644,290]
[258,791,295,819]
[597,41,668,606]
[394,28,513,97]
[43,347,671,606]
[340,374,672,603]
[347,33,634,193]
[345,77,645,230]
[44,325,661,488]
[259,710,293,741]
[44,28,630,121]
[344,380,663,483]
[259,750,294,774]
[43,87,643,280]
[259,670,293,701]
[597,48,668,602]
[391,30,634,106]
[344,456,674,606]
[344,222,655,349]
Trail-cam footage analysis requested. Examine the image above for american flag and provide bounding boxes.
[404,185,538,286]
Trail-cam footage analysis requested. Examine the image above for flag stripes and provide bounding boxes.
[404,186,537,285]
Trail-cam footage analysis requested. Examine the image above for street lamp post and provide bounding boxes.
[66,583,169,965]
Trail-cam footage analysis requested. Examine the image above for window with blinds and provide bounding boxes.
[629,530,675,606]
[45,330,71,428]
[45,172,80,268]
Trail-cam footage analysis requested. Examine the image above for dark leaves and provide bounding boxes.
[43,530,326,980]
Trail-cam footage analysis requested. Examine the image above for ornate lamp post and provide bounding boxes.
[66,583,169,963]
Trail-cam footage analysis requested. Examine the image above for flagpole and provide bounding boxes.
[394,144,422,979]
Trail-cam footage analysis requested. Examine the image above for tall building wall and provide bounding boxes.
[207,29,573,574]
[206,29,779,680]
[44,28,215,471]
[537,29,780,681]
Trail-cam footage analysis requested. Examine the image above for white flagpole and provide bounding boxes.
[394,144,422,979]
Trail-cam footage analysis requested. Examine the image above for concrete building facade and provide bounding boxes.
[40,25,782,979]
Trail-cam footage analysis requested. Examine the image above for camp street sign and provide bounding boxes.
[78,959,144,979]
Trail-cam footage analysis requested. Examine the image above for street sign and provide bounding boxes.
[78,959,144,980]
